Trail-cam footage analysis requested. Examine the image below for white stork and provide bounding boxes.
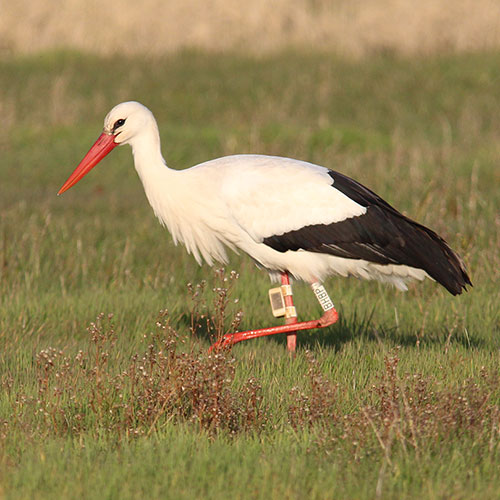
[58,101,471,350]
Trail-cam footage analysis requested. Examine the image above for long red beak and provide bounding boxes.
[58,132,118,195]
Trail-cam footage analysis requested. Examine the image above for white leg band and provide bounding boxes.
[311,282,335,311]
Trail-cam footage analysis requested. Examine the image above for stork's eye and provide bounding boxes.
[113,118,126,132]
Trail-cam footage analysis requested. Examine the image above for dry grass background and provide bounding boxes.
[2,0,500,57]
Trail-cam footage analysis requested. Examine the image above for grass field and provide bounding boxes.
[1,50,500,499]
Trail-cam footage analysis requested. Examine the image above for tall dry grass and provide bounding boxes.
[2,0,500,57]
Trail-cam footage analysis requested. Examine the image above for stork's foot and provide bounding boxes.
[208,308,339,352]
[318,308,339,327]
[208,276,339,352]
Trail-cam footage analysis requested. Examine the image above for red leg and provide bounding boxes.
[281,272,298,353]
[208,276,339,352]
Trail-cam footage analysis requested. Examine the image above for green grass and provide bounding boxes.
[1,50,500,499]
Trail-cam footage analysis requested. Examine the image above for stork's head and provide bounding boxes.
[58,101,155,195]
[103,101,156,146]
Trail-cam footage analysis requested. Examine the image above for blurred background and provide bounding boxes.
[0,0,498,339]
[2,0,500,57]
[1,3,500,497]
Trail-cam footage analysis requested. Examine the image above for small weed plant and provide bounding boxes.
[3,271,499,462]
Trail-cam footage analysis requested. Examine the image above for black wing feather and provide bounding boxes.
[263,171,472,295]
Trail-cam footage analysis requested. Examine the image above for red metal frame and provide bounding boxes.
[208,272,339,352]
